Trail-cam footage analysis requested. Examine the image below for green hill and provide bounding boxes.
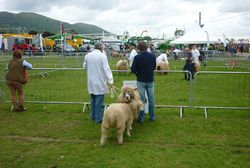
[0,11,110,34]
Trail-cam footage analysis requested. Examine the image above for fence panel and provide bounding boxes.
[1,69,192,108]
[194,71,250,109]
[2,68,250,117]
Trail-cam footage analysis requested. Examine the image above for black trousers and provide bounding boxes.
[184,63,195,80]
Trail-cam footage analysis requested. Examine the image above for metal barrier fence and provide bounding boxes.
[1,68,192,116]
[1,68,250,117]
[194,71,250,117]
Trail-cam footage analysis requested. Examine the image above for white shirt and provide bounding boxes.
[23,60,32,69]
[191,49,200,63]
[147,48,151,52]
[156,53,169,65]
[129,49,137,67]
[83,49,113,95]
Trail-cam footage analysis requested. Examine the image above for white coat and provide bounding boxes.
[83,49,113,95]
[129,49,137,67]
[156,53,169,65]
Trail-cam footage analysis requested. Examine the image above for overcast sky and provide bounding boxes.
[1,0,250,39]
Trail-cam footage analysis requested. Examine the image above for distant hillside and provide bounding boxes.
[0,11,110,34]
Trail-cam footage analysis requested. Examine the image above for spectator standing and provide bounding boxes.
[131,41,156,123]
[198,47,207,67]
[239,42,244,54]
[83,42,114,124]
[147,43,156,55]
[5,49,32,112]
[185,50,194,80]
[188,45,196,79]
[191,44,200,63]
[128,45,137,68]
[191,44,200,74]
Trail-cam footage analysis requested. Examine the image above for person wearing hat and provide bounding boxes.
[83,42,114,124]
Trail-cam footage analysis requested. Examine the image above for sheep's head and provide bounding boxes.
[118,85,137,103]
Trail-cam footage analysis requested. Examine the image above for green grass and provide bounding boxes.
[0,53,250,167]
[0,104,249,168]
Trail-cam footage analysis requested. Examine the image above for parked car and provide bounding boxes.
[55,44,76,55]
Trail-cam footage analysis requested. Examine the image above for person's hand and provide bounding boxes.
[108,83,114,88]
[108,83,115,99]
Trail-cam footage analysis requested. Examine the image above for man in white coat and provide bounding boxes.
[83,42,113,124]
[191,44,201,73]
[191,44,200,63]
[156,51,169,65]
[128,45,137,68]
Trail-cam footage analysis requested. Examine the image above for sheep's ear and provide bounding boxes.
[131,93,134,98]
[117,97,122,103]
[121,86,125,91]
[117,93,125,103]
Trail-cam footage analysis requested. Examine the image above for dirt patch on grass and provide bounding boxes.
[1,135,89,143]
[2,135,250,153]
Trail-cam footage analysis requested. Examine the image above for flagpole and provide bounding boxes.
[39,34,43,53]
[61,22,64,55]
[0,34,2,54]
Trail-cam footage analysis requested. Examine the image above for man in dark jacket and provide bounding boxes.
[131,41,156,123]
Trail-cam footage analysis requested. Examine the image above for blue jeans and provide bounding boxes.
[90,94,104,123]
[137,81,155,122]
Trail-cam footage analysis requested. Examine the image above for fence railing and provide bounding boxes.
[194,71,250,117]
[1,68,192,116]
[1,68,250,118]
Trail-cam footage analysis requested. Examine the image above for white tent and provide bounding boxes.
[101,36,123,44]
[170,21,219,45]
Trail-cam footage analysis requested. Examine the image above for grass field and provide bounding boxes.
[0,53,250,167]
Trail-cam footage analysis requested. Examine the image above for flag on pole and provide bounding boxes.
[0,34,2,49]
[222,34,227,48]
[61,22,64,35]
[60,22,64,55]
[39,34,43,53]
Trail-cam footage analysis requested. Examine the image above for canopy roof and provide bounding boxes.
[46,34,87,40]
[101,36,123,43]
[171,21,219,45]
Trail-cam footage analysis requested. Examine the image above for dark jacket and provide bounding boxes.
[131,51,156,82]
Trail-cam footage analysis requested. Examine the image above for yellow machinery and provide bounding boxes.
[2,33,33,39]
[43,38,55,50]
[67,38,82,48]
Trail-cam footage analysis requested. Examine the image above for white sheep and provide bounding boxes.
[116,59,129,70]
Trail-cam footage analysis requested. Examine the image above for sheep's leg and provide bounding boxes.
[100,127,108,146]
[117,127,125,144]
[126,120,133,137]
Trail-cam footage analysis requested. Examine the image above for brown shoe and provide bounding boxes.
[12,109,21,112]
[18,105,26,112]
[11,105,20,112]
